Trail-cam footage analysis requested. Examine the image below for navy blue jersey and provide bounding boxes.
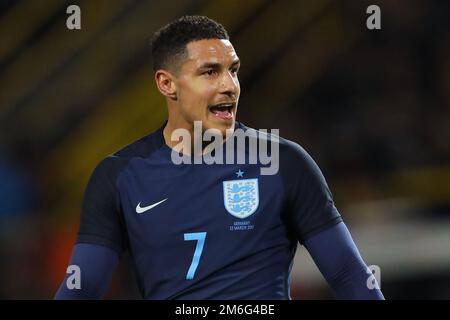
[77,122,342,299]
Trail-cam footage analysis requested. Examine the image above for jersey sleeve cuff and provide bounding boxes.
[298,216,343,244]
[76,233,123,254]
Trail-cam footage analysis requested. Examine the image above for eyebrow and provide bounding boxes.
[198,59,240,70]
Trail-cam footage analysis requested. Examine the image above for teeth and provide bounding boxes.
[212,103,232,108]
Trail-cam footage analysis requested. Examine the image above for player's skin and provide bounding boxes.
[155,39,241,155]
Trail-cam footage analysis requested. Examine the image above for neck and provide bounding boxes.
[163,117,235,157]
[163,116,202,157]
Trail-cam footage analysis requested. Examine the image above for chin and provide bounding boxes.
[205,119,235,136]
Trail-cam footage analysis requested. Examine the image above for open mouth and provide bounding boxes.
[208,102,235,120]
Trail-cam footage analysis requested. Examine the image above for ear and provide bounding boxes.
[155,70,177,100]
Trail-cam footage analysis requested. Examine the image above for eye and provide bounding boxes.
[230,68,239,75]
[203,69,217,76]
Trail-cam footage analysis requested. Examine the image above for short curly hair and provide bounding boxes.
[150,15,230,74]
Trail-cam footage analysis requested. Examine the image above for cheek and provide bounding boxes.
[236,81,241,96]
[177,82,214,119]
[186,81,216,104]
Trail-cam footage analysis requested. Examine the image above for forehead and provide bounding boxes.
[184,39,238,67]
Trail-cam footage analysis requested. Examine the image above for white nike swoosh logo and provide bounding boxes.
[136,198,168,214]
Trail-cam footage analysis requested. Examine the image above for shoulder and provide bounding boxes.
[113,127,162,159]
[237,122,319,172]
[278,136,321,175]
[91,127,163,178]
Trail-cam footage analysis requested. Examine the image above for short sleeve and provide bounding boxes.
[76,156,128,253]
[280,140,342,244]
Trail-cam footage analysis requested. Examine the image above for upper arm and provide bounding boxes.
[77,157,128,253]
[280,141,342,243]
[55,157,128,299]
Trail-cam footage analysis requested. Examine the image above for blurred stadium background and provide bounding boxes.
[0,0,449,299]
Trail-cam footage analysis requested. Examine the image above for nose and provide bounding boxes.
[219,71,239,97]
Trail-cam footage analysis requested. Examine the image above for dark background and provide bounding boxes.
[0,0,449,299]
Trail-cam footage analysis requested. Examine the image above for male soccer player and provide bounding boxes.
[55,16,384,300]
